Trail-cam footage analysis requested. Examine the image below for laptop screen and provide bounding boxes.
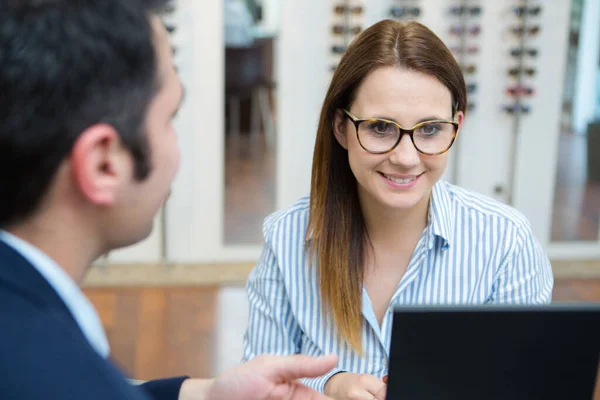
[386,304,600,400]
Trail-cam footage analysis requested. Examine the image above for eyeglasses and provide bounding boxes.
[510,47,538,57]
[331,45,346,54]
[513,6,542,17]
[462,64,477,74]
[508,67,536,77]
[342,109,459,155]
[511,25,541,36]
[449,5,482,16]
[451,45,480,55]
[390,7,421,18]
[503,104,531,114]
[449,24,481,36]
[506,86,535,96]
[332,25,362,35]
[334,5,363,15]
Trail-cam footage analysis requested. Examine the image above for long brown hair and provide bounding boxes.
[306,20,468,352]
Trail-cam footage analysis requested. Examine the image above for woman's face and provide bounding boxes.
[333,66,464,214]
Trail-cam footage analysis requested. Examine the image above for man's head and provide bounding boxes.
[0,0,183,254]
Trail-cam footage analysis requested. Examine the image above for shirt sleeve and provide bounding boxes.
[489,223,554,304]
[242,230,343,393]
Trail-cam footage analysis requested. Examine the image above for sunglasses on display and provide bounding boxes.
[450,45,480,55]
[512,5,542,17]
[334,5,363,15]
[510,47,539,57]
[390,7,421,18]
[461,64,477,74]
[331,45,346,54]
[503,104,531,114]
[449,24,481,36]
[508,67,536,77]
[506,86,535,96]
[511,25,541,36]
[449,5,482,16]
[332,25,362,35]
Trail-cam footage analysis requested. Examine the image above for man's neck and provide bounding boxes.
[5,217,102,285]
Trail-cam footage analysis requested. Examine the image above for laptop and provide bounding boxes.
[386,304,600,400]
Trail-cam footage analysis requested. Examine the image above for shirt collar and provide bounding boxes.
[427,181,454,249]
[0,230,110,358]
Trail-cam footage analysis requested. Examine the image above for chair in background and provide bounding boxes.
[224,42,276,148]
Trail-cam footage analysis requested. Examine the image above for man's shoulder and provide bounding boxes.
[0,290,148,400]
[0,289,100,368]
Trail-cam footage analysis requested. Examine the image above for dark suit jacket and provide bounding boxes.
[0,240,188,400]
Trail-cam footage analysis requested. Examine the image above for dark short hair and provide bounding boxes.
[0,0,169,228]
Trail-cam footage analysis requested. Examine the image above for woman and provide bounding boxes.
[243,20,553,399]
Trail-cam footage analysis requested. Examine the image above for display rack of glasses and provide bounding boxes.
[443,0,483,185]
[329,0,365,74]
[504,0,542,204]
[287,0,571,208]
[447,0,482,114]
[504,0,541,116]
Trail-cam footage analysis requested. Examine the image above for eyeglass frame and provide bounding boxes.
[341,109,460,156]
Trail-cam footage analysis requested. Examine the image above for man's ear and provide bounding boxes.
[333,109,349,150]
[70,124,129,206]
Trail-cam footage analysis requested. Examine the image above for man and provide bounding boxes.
[0,0,336,399]
[224,0,254,48]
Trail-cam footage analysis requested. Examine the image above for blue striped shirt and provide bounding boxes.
[243,180,554,393]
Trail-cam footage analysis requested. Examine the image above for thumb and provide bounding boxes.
[374,384,387,400]
[263,354,338,382]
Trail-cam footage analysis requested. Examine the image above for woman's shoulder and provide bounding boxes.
[439,181,532,232]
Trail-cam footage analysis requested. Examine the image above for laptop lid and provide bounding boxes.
[386,304,600,400]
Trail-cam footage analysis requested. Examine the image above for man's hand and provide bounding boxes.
[323,372,387,400]
[180,354,338,400]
